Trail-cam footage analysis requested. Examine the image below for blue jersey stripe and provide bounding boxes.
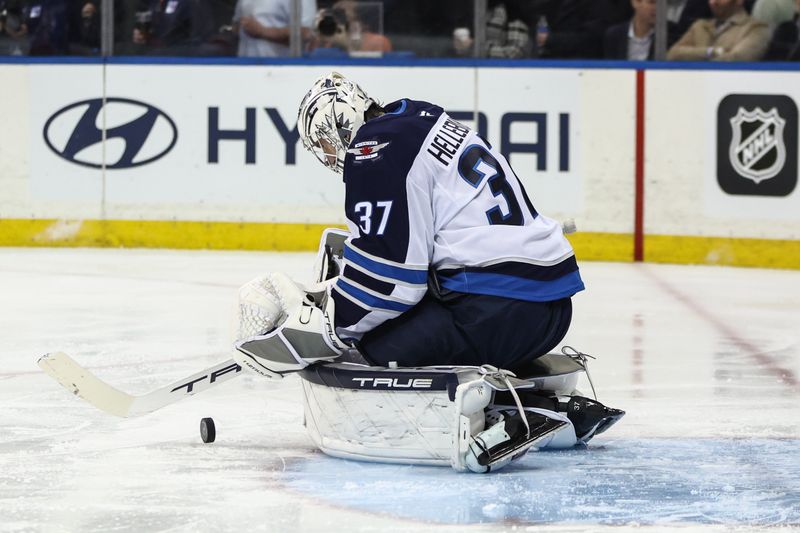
[335,279,415,312]
[344,246,428,285]
[438,256,579,282]
[437,270,585,302]
[383,99,408,115]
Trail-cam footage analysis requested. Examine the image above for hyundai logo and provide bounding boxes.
[43,98,178,169]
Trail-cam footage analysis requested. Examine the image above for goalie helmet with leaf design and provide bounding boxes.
[297,71,379,174]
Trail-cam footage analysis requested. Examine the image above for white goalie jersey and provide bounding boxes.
[331,99,584,343]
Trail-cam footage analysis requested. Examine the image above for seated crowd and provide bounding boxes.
[0,0,798,61]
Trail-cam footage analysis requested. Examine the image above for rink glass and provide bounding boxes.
[0,0,776,62]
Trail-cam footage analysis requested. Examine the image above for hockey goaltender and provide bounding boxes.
[232,72,624,473]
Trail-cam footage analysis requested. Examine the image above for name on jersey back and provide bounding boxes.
[427,118,470,167]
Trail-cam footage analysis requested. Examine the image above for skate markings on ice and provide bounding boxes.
[3,249,800,531]
[282,438,800,526]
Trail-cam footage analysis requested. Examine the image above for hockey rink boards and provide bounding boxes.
[1,248,798,532]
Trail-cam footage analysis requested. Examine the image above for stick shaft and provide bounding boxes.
[38,352,243,417]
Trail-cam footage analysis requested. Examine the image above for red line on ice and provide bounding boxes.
[642,266,799,392]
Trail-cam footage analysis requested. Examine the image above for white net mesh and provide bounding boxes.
[235,275,286,342]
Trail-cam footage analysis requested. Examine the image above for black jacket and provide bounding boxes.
[539,0,613,58]
[765,16,800,61]
[603,20,654,60]
[669,0,712,42]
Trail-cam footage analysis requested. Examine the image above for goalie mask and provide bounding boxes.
[297,72,378,174]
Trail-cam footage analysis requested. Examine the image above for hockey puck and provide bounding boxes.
[200,417,216,443]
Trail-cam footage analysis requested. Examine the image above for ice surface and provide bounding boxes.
[1,247,798,532]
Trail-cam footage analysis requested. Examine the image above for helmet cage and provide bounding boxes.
[298,72,376,174]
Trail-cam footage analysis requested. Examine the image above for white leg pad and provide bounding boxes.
[301,377,457,465]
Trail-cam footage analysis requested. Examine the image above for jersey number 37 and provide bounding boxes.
[354,200,393,235]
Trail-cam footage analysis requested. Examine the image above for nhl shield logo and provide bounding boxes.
[717,94,797,197]
[728,107,786,184]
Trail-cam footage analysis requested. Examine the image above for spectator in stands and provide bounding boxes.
[0,0,29,54]
[194,0,238,56]
[537,0,620,59]
[0,0,124,56]
[667,0,769,60]
[233,0,316,57]
[70,0,126,55]
[132,0,214,55]
[70,1,100,53]
[453,0,533,58]
[667,0,713,42]
[334,1,391,53]
[764,0,800,59]
[25,0,70,55]
[307,1,391,56]
[307,6,349,54]
[604,0,657,59]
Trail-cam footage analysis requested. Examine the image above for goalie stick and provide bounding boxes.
[37,352,243,418]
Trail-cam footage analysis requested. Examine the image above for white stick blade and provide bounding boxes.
[38,352,134,417]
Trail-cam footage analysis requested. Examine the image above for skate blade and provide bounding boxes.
[479,418,568,467]
[594,409,626,436]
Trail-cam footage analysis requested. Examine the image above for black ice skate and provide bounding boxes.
[466,411,567,473]
[562,396,626,443]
